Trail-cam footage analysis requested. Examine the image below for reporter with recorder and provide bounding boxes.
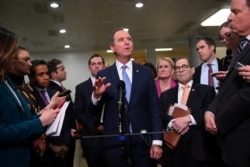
[0,27,63,167]
[159,57,222,167]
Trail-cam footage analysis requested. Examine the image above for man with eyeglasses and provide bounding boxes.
[193,36,222,92]
[160,57,223,167]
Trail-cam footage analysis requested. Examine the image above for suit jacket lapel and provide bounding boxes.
[129,63,140,103]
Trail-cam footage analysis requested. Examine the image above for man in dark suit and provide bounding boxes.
[74,54,105,167]
[205,0,250,167]
[160,57,222,167]
[46,58,76,167]
[193,36,222,92]
[29,60,71,167]
[91,27,163,167]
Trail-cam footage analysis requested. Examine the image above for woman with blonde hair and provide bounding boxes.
[155,57,177,97]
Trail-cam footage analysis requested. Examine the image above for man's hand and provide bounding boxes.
[93,77,111,99]
[150,145,162,160]
[49,144,69,158]
[204,111,217,134]
[238,65,250,82]
[171,116,190,134]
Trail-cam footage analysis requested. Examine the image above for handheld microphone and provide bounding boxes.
[117,80,125,141]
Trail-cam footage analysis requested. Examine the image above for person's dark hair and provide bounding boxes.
[247,0,250,8]
[110,27,131,46]
[88,54,105,66]
[174,57,194,68]
[144,62,157,78]
[47,58,63,75]
[29,59,47,78]
[0,27,18,81]
[196,36,216,53]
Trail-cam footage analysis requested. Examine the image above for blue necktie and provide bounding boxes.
[122,65,131,102]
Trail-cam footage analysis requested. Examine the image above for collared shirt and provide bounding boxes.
[50,79,61,87]
[167,80,196,130]
[200,58,219,92]
[116,59,133,82]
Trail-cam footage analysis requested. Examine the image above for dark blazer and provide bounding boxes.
[193,58,222,84]
[207,42,250,167]
[48,81,76,167]
[160,82,221,166]
[94,62,163,160]
[0,77,44,167]
[74,78,104,166]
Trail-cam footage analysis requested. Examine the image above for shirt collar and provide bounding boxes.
[178,80,193,88]
[116,59,133,70]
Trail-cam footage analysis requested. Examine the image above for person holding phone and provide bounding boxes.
[0,27,62,167]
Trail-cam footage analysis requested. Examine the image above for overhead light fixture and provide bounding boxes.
[123,28,129,32]
[135,2,144,8]
[49,2,60,8]
[155,48,173,51]
[64,45,70,48]
[201,8,230,26]
[59,29,66,34]
[106,50,113,53]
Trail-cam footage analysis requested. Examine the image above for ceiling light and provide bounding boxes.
[106,50,113,53]
[201,8,230,26]
[50,2,60,8]
[59,29,66,34]
[155,48,173,51]
[64,45,70,48]
[123,28,129,32]
[135,2,144,8]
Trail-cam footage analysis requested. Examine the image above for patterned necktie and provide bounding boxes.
[207,64,214,87]
[122,65,131,102]
[181,85,190,105]
[40,90,49,105]
[237,38,249,56]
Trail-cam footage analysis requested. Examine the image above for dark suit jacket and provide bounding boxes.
[32,86,72,146]
[160,82,220,164]
[193,58,222,84]
[0,77,44,167]
[93,62,163,156]
[75,78,103,138]
[207,42,250,167]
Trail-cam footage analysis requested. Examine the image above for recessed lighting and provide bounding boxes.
[135,2,144,8]
[59,29,66,34]
[50,2,60,8]
[155,48,173,51]
[106,50,113,53]
[201,8,230,26]
[64,45,70,48]
[123,28,129,32]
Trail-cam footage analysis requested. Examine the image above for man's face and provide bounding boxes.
[88,57,105,77]
[54,63,67,82]
[228,0,250,36]
[196,40,214,63]
[12,49,32,76]
[110,30,134,58]
[31,65,50,88]
[174,58,194,85]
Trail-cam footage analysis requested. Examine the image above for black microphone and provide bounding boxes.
[117,80,125,141]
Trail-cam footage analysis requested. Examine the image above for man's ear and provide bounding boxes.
[191,67,195,75]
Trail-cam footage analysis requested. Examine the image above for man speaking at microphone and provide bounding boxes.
[91,27,163,167]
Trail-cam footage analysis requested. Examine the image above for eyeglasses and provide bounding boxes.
[219,32,231,42]
[174,65,189,72]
